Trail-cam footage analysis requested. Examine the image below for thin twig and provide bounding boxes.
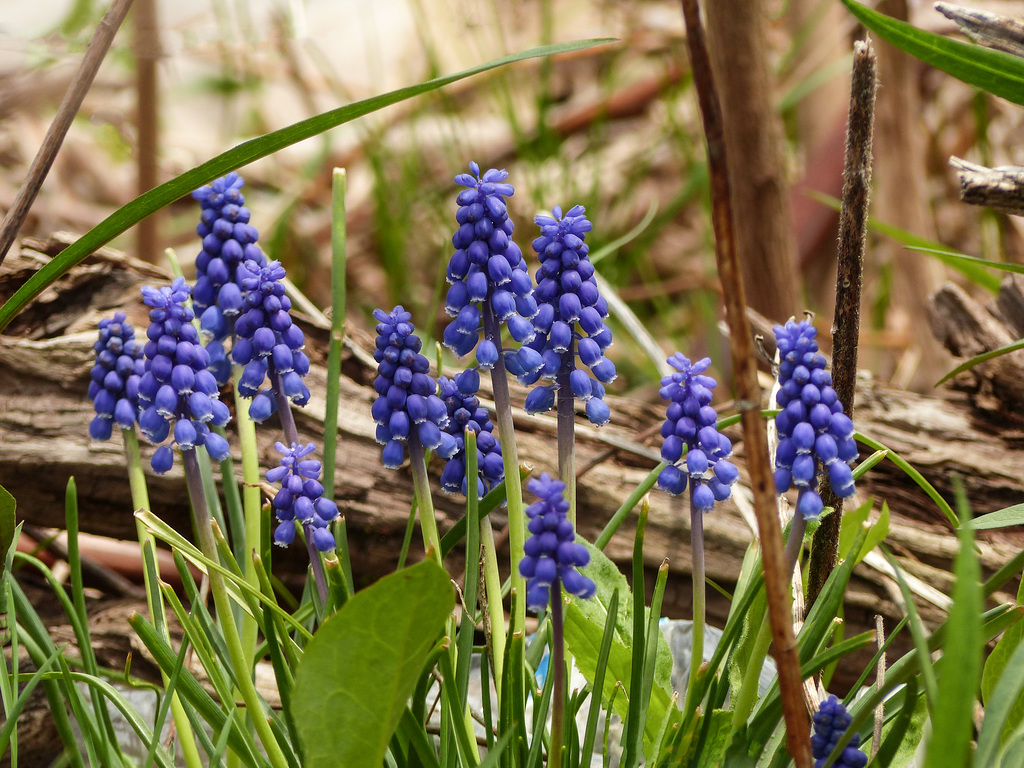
[0,0,135,267]
[679,2,811,765]
[134,0,161,263]
[808,39,876,607]
[872,614,886,757]
[936,2,1024,58]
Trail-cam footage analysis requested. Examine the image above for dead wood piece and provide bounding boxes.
[950,156,1024,217]
[936,3,1024,59]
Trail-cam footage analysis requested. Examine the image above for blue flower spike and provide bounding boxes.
[772,319,857,520]
[519,473,596,611]
[191,173,267,384]
[88,311,145,441]
[443,163,538,374]
[811,696,868,768]
[266,442,339,552]
[231,259,312,422]
[522,205,616,425]
[371,306,456,469]
[438,370,504,497]
[656,354,739,510]
[136,278,232,473]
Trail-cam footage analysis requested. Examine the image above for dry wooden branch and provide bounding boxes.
[936,2,1024,59]
[950,156,1024,217]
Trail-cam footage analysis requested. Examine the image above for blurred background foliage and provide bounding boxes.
[2,0,1021,399]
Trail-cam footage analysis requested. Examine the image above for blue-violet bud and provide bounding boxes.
[519,473,596,611]
[437,370,504,497]
[444,162,538,371]
[231,259,311,421]
[266,442,339,552]
[522,205,615,425]
[88,311,145,440]
[372,306,454,469]
[772,319,857,520]
[811,696,867,768]
[655,354,738,511]
[191,173,267,385]
[137,278,232,472]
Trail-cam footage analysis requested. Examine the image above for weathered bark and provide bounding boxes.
[3,237,1024,698]
[703,0,800,323]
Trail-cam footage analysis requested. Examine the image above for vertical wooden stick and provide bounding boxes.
[680,2,811,764]
[0,0,135,267]
[808,40,877,608]
[134,0,161,263]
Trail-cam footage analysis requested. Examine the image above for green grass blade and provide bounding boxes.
[965,502,1024,530]
[923,479,981,767]
[841,1,1024,107]
[0,645,62,756]
[0,39,612,332]
[594,463,665,550]
[936,337,1024,387]
[579,589,619,768]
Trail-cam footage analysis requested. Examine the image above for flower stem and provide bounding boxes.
[549,578,566,768]
[182,449,290,768]
[556,344,576,527]
[123,428,202,768]
[234,372,263,677]
[481,304,526,636]
[407,436,443,567]
[271,373,301,448]
[303,523,329,607]
[684,488,706,717]
[479,516,505,698]
[785,511,808,578]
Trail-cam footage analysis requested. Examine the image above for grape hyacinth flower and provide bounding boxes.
[267,442,339,553]
[371,306,456,469]
[232,259,311,425]
[442,162,538,373]
[438,370,504,496]
[811,696,868,768]
[192,173,267,384]
[519,474,596,611]
[522,205,615,427]
[656,354,740,510]
[772,318,857,521]
[137,278,232,473]
[88,311,144,441]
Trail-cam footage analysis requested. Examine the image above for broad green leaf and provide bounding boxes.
[695,709,734,768]
[0,484,14,565]
[0,38,612,332]
[937,337,1024,387]
[979,563,1024,762]
[290,560,454,768]
[562,540,679,752]
[841,1,1024,107]
[923,485,981,767]
[873,679,927,768]
[965,503,1024,531]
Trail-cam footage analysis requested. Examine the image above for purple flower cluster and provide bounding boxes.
[437,370,504,496]
[656,355,739,511]
[137,278,231,473]
[519,474,596,611]
[267,442,339,552]
[88,311,144,441]
[772,319,856,520]
[232,260,311,422]
[811,696,867,768]
[191,173,267,384]
[371,306,457,469]
[442,163,539,375]
[520,205,615,427]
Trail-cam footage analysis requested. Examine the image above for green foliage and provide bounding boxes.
[562,540,680,756]
[837,499,890,565]
[841,1,1024,106]
[290,560,454,768]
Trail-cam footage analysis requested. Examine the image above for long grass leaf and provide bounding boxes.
[0,39,612,331]
[936,337,1024,387]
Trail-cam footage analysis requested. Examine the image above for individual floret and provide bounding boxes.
[88,311,145,441]
[438,370,505,496]
[772,319,857,520]
[137,278,232,473]
[442,162,539,375]
[811,696,868,768]
[655,354,739,511]
[266,442,339,552]
[372,306,457,469]
[522,205,615,426]
[519,473,596,611]
[232,259,311,422]
[191,173,267,384]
